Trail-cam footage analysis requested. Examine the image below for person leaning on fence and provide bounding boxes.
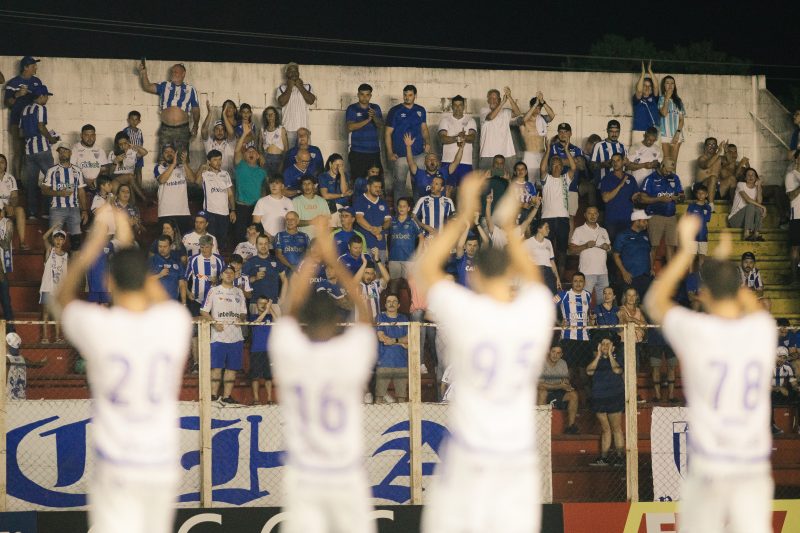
[586,335,625,467]
[375,293,409,404]
[538,344,580,434]
[249,295,278,405]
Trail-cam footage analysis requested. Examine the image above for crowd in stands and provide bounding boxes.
[3,56,800,430]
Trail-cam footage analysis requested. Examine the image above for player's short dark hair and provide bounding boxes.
[645,126,659,136]
[110,248,149,292]
[693,183,708,193]
[704,137,717,145]
[358,83,373,93]
[367,175,383,186]
[573,271,586,280]
[348,235,363,247]
[700,258,740,300]
[396,196,412,207]
[473,247,511,279]
[256,233,270,244]
[158,234,173,245]
[96,175,112,188]
[128,110,141,120]
[727,143,737,150]
[451,95,465,104]
[403,84,417,94]
[300,175,317,186]
[81,124,96,133]
[587,133,602,143]
[298,291,342,334]
[228,253,244,265]
[207,149,222,160]
[268,174,285,184]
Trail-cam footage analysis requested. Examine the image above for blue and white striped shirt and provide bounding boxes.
[156,81,199,113]
[413,195,455,233]
[19,103,50,155]
[43,165,85,209]
[556,289,593,341]
[124,126,144,146]
[186,253,224,304]
[359,279,384,320]
[591,140,627,181]
[658,96,684,139]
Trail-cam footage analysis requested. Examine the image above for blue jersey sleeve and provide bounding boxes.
[156,81,166,97]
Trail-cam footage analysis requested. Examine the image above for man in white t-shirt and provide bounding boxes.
[438,95,477,194]
[269,216,376,533]
[70,124,111,190]
[155,144,196,233]
[479,87,522,171]
[276,62,317,149]
[202,114,236,175]
[182,211,219,257]
[417,172,555,533]
[785,157,800,282]
[645,217,776,533]
[568,206,611,300]
[252,175,294,244]
[539,140,577,280]
[196,149,235,250]
[625,127,662,187]
[52,207,192,533]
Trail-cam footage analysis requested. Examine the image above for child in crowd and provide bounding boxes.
[228,254,253,300]
[249,296,277,404]
[686,183,712,269]
[6,332,47,400]
[357,247,390,320]
[40,226,69,343]
[122,110,144,187]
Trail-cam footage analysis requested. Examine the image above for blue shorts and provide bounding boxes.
[443,163,473,187]
[591,393,625,414]
[87,291,111,304]
[211,341,243,370]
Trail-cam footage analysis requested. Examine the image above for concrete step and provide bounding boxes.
[707,238,789,257]
[8,250,44,282]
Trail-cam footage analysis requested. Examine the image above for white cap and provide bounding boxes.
[6,332,21,349]
[777,346,789,358]
[631,209,651,221]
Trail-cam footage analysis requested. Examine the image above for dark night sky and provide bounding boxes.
[0,1,796,80]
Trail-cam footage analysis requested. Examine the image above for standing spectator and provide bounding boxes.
[438,95,477,195]
[696,137,725,204]
[39,226,68,343]
[182,211,219,257]
[600,153,641,244]
[354,176,392,261]
[631,61,660,145]
[357,248,390,321]
[388,198,423,280]
[590,120,627,184]
[41,144,88,250]
[185,235,224,316]
[483,191,539,250]
[786,156,800,282]
[0,205,14,323]
[150,234,187,303]
[243,234,288,310]
[346,83,383,180]
[539,140,577,278]
[252,175,294,243]
[375,294,409,403]
[538,345,580,434]
[201,104,236,175]
[233,131,267,241]
[658,75,685,163]
[556,272,594,382]
[108,131,148,202]
[404,132,465,201]
[0,154,28,250]
[332,206,367,256]
[5,56,43,178]
[114,184,145,238]
[739,251,764,297]
[121,110,145,187]
[519,91,555,182]
[508,161,540,227]
[276,62,316,148]
[413,176,455,235]
[549,123,583,161]
[639,158,684,262]
[613,210,654,298]
[626,127,662,187]
[71,124,111,191]
[728,168,766,241]
[155,145,195,234]
[196,149,235,250]
[479,156,511,221]
[274,211,310,273]
[20,85,58,219]
[569,207,612,301]
[249,296,277,404]
[478,87,522,170]
[594,287,620,330]
[318,154,352,215]
[385,85,431,201]
[524,221,561,294]
[227,254,253,300]
[284,128,324,176]
[617,286,649,367]
[283,148,314,197]
[234,103,257,147]
[686,184,712,269]
[586,336,625,467]
[789,110,800,161]
[292,176,330,239]
[201,264,247,404]
[260,106,288,176]
[233,223,259,262]
[137,62,200,153]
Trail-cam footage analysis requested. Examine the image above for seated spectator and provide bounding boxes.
[6,332,47,400]
[243,233,288,313]
[276,62,316,149]
[696,137,726,203]
[274,211,309,273]
[519,91,555,183]
[631,61,660,145]
[720,143,749,194]
[353,164,379,200]
[346,83,384,181]
[196,149,235,250]
[357,247,390,320]
[201,101,236,175]
[437,94,476,196]
[155,144,195,234]
[261,106,288,176]
[538,344,580,434]
[685,183,712,269]
[234,103,257,146]
[569,206,611,301]
[318,154,353,215]
[739,251,764,297]
[524,220,561,294]
[413,176,455,235]
[375,294,409,403]
[354,176,392,262]
[600,153,641,246]
[185,235,224,317]
[613,210,654,299]
[292,176,330,238]
[638,158,684,263]
[586,336,625,467]
[539,139,577,278]
[149,220,187,265]
[40,227,68,343]
[777,318,799,362]
[249,296,277,405]
[227,254,253,299]
[182,211,219,257]
[283,148,315,197]
[658,76,685,163]
[114,184,144,238]
[109,131,147,202]
[233,131,267,241]
[626,127,661,188]
[385,84,430,201]
[233,223,259,261]
[333,206,367,256]
[771,346,799,434]
[338,234,365,275]
[590,120,627,184]
[149,234,186,303]
[404,132,464,201]
[479,87,522,170]
[201,264,247,405]
[252,175,294,242]
[388,198,423,280]
[284,127,324,176]
[728,168,766,241]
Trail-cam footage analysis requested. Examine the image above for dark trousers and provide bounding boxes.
[542,216,570,274]
[24,150,54,217]
[234,204,255,244]
[207,212,231,252]
[348,150,382,180]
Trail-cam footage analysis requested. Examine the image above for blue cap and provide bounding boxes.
[20,56,40,68]
[339,206,355,215]
[195,210,209,220]
[32,85,52,97]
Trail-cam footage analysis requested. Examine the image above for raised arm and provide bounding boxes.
[404,133,419,174]
[137,62,158,94]
[201,100,213,140]
[647,61,659,96]
[493,179,541,283]
[634,61,646,100]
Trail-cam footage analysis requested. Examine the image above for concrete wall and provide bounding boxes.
[0,56,794,187]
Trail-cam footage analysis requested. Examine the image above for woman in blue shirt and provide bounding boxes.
[631,61,660,145]
[586,336,625,466]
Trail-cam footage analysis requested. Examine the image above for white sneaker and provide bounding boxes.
[363,392,373,404]
[420,364,428,374]
[384,394,396,404]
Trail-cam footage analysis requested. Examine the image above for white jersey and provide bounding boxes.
[204,137,236,175]
[0,173,19,210]
[269,317,376,470]
[155,164,190,217]
[628,142,662,186]
[252,194,294,237]
[71,142,109,183]
[61,300,192,482]
[200,169,233,216]
[7,352,27,400]
[786,169,800,221]
[233,240,257,261]
[182,231,219,257]
[201,285,247,343]
[40,248,68,293]
[109,148,138,175]
[438,114,477,163]
[427,280,555,453]
[662,307,776,476]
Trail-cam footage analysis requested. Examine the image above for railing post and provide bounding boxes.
[623,323,640,502]
[407,321,423,505]
[0,320,7,511]
[198,320,213,508]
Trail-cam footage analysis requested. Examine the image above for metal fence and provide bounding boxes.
[1,320,797,511]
